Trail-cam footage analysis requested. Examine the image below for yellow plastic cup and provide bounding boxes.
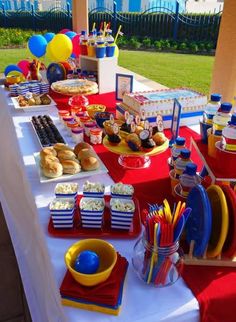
[208,132,221,158]
[87,45,96,57]
[169,169,179,196]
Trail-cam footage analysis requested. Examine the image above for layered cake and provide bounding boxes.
[116,88,207,128]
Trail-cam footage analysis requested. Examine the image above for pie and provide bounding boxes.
[51,79,98,96]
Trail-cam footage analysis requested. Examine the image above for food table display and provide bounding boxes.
[0,84,201,322]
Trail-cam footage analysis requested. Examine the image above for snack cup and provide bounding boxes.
[215,141,236,177]
[96,46,106,59]
[200,120,212,144]
[110,184,134,199]
[110,198,135,230]
[87,45,96,57]
[169,169,179,196]
[106,45,116,57]
[51,210,75,229]
[208,129,221,158]
[83,182,105,198]
[79,197,105,228]
[54,182,78,199]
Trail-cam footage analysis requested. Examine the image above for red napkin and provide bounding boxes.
[60,253,128,307]
[182,265,236,322]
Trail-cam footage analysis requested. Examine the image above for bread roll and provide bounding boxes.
[81,156,100,171]
[152,132,167,146]
[40,147,57,158]
[42,161,63,178]
[77,148,95,161]
[53,143,73,152]
[40,155,59,168]
[60,160,81,174]
[74,142,91,155]
[57,150,76,161]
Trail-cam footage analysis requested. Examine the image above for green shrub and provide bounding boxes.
[189,42,199,53]
[142,37,152,48]
[154,40,162,50]
[178,42,187,50]
[129,37,141,49]
[205,41,214,52]
[160,39,171,50]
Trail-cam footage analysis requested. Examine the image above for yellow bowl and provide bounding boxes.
[86,104,106,119]
[64,239,117,286]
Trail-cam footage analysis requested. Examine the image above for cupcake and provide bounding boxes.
[126,133,142,152]
[106,122,121,146]
[139,129,156,152]
[152,132,167,146]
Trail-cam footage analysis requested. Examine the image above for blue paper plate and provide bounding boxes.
[186,184,212,257]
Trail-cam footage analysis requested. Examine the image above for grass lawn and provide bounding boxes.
[0,48,214,94]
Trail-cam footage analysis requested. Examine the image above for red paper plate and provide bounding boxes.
[48,195,141,239]
[221,185,236,259]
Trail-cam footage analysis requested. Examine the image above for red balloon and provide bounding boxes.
[59,29,71,34]
[17,60,30,77]
[72,34,81,57]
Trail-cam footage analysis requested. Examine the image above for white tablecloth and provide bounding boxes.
[0,86,200,322]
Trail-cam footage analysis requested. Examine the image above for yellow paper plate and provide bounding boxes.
[103,135,169,156]
[206,185,229,258]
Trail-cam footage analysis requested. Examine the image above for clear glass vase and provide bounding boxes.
[132,235,183,287]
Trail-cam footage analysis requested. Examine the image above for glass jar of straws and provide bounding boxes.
[132,234,183,287]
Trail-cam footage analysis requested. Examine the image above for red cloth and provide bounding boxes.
[182,265,236,322]
[60,253,128,307]
[52,91,236,322]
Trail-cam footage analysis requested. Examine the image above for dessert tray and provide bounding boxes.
[11,95,57,111]
[51,79,98,96]
[33,152,108,183]
[103,135,169,169]
[48,195,141,239]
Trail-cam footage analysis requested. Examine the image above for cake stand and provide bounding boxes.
[103,136,169,169]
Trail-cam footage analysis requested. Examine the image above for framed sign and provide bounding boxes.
[115,73,133,101]
[169,98,182,147]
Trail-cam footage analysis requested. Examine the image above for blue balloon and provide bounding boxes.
[28,35,47,58]
[4,64,23,76]
[43,32,55,43]
[70,53,76,58]
[65,31,77,40]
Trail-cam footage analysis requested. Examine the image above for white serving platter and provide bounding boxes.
[33,152,108,183]
[11,95,57,112]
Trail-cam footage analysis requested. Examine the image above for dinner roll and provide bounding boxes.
[57,150,76,161]
[53,143,73,152]
[40,155,60,168]
[60,160,81,174]
[74,142,91,155]
[81,156,100,171]
[42,161,63,178]
[40,147,57,158]
[77,148,95,161]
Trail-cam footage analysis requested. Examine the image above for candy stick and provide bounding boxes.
[114,25,122,43]
[92,22,96,31]
[99,21,103,31]
[103,21,107,36]
[147,223,158,284]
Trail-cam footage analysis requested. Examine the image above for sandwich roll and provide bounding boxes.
[53,143,73,152]
[77,148,95,161]
[81,156,100,171]
[40,155,60,168]
[40,147,57,158]
[60,160,81,174]
[74,142,92,155]
[42,161,63,178]
[57,150,76,161]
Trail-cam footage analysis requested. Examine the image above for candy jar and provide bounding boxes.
[132,235,183,287]
[179,163,201,197]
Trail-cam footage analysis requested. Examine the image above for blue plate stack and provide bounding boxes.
[79,197,105,229]
[49,198,75,229]
[9,84,19,96]
[40,82,50,94]
[110,199,135,230]
[17,85,28,96]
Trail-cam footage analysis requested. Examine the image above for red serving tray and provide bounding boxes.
[48,195,141,239]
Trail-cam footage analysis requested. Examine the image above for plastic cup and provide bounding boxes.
[215,141,236,177]
[80,44,88,55]
[96,46,106,59]
[169,169,179,197]
[167,157,174,171]
[106,46,116,57]
[200,121,212,144]
[87,45,96,57]
[208,130,221,158]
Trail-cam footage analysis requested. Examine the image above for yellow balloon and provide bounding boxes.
[45,41,57,62]
[48,34,72,62]
[114,44,119,58]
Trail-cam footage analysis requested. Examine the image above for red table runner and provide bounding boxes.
[50,90,236,322]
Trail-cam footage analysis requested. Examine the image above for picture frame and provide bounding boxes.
[169,98,182,147]
[115,73,134,101]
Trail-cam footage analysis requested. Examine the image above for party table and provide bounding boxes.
[0,85,200,322]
